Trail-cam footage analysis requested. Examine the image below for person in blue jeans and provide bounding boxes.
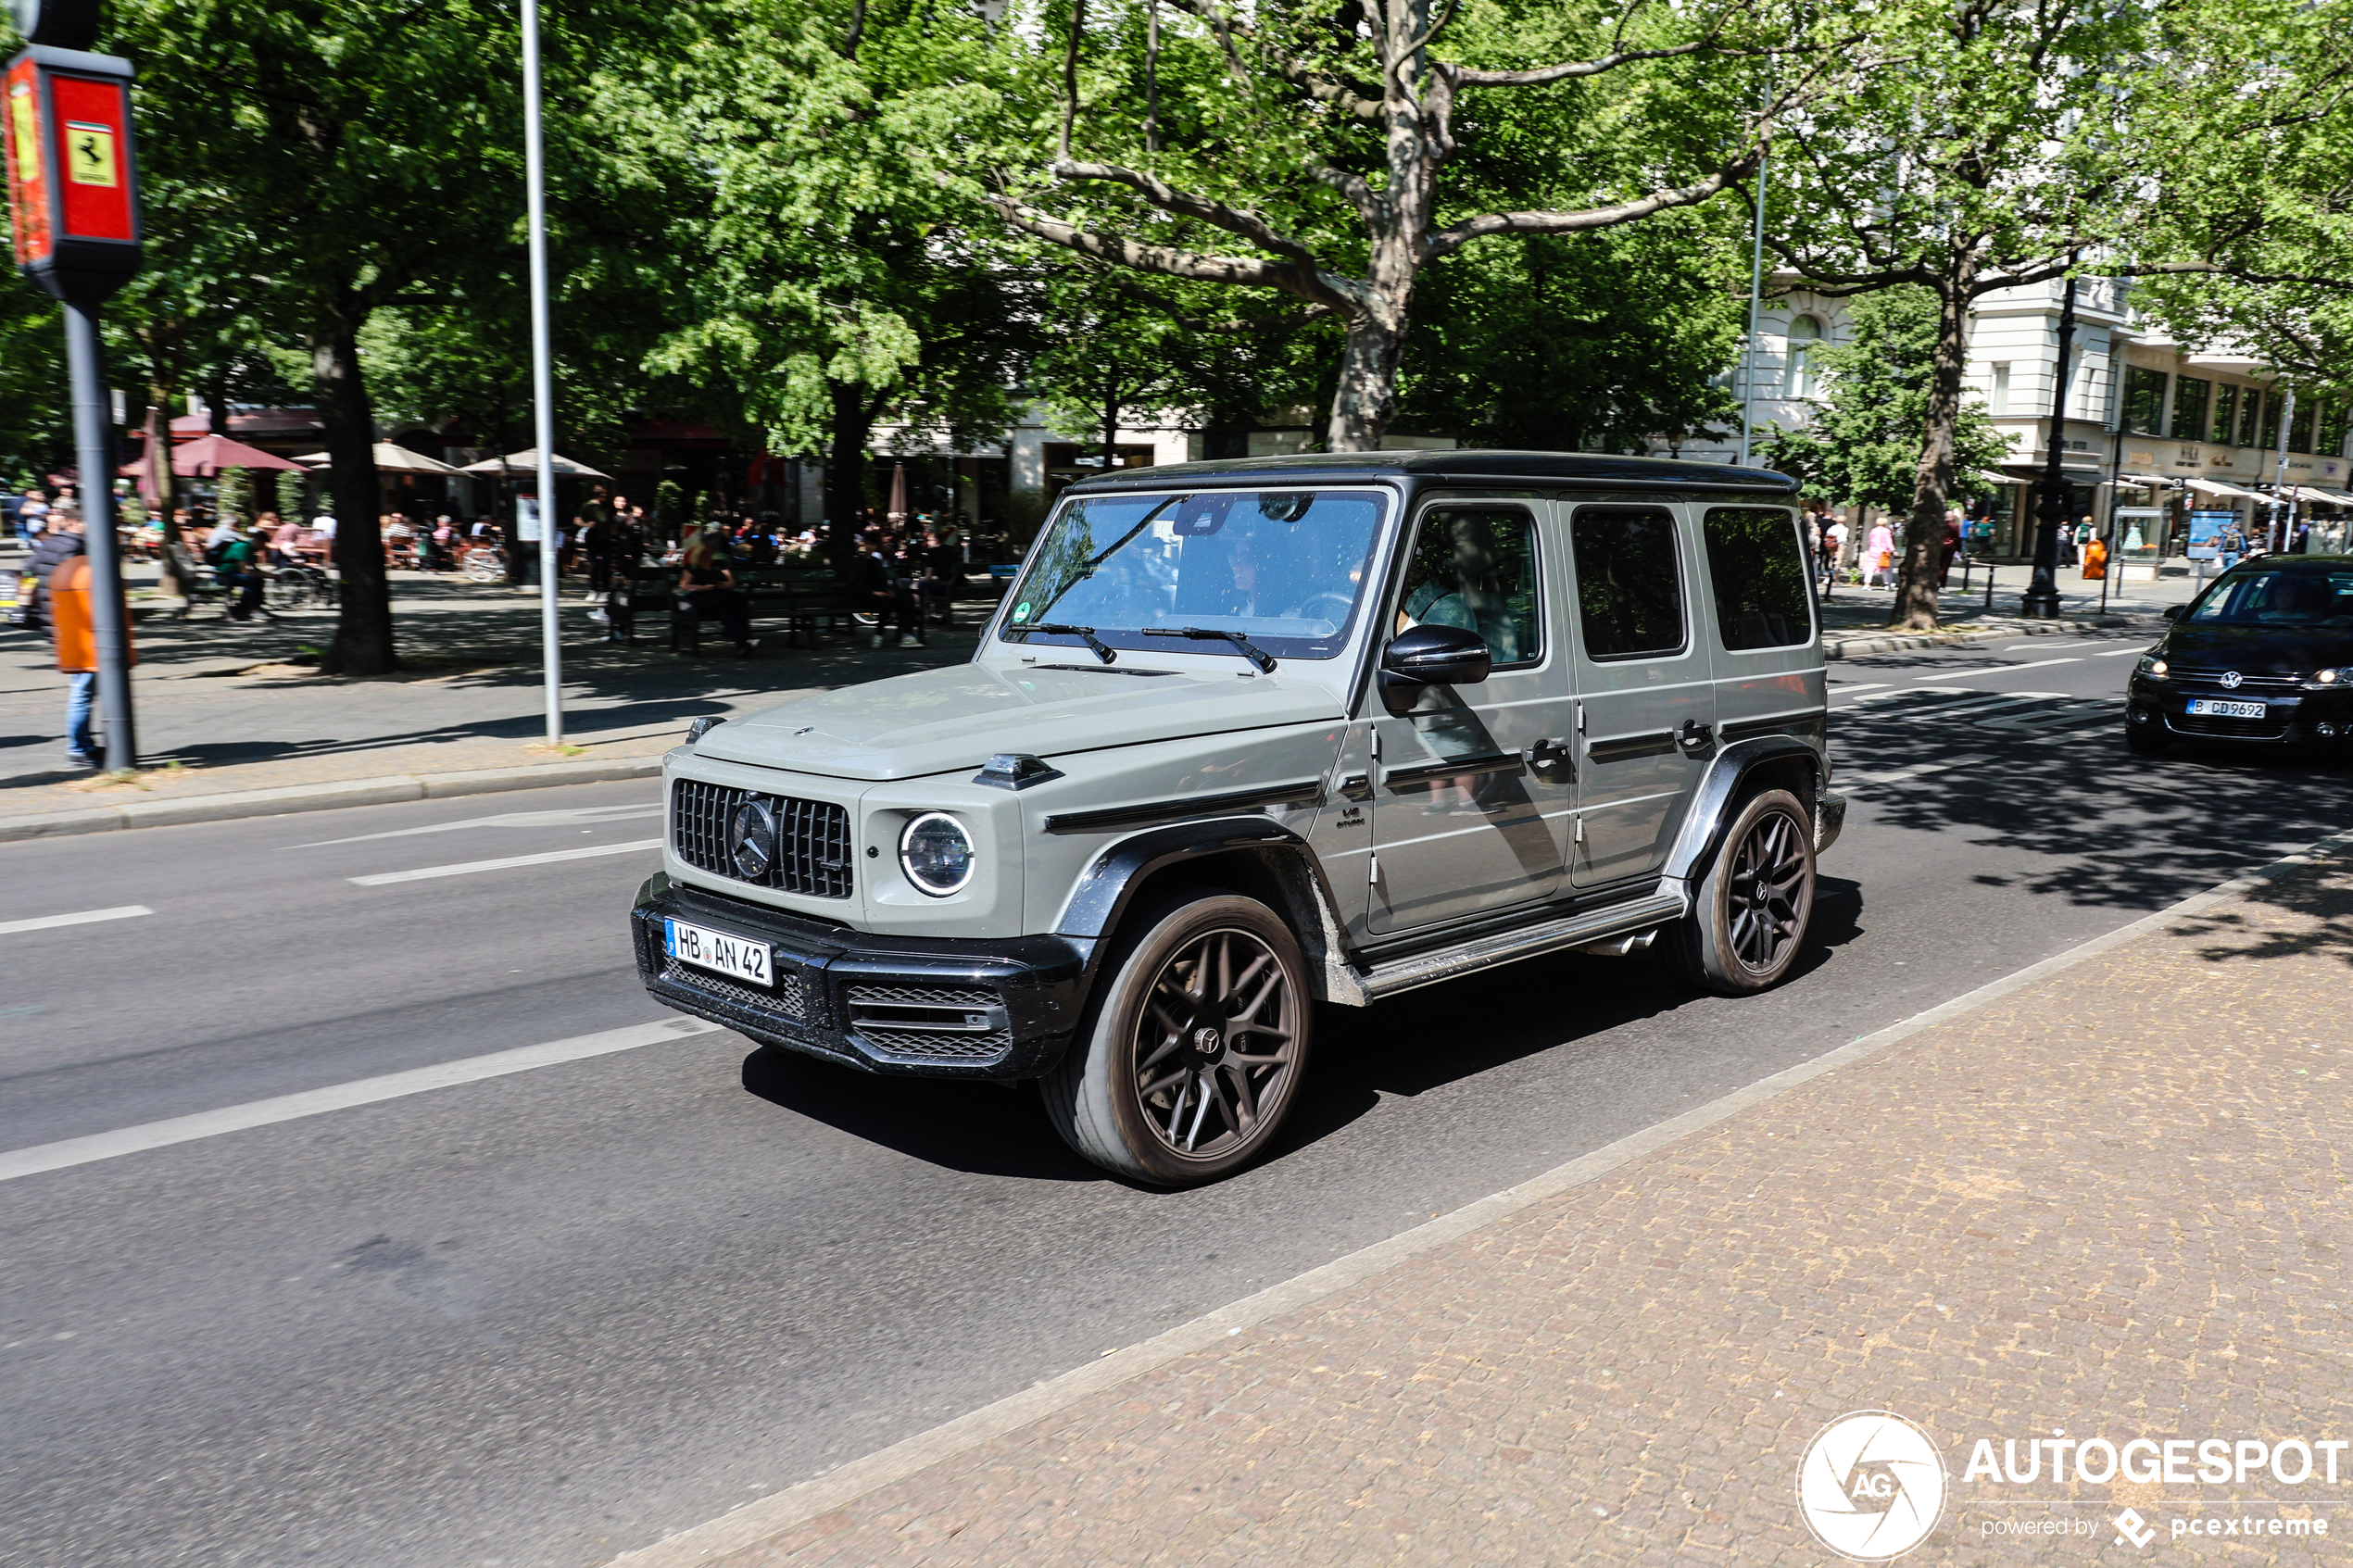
[22,501,97,766]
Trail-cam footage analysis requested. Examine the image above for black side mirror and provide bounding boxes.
[1378,623,1492,714]
[2162,604,2183,620]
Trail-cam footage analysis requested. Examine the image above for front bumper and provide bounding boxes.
[632,874,1094,1079]
[2128,676,2353,746]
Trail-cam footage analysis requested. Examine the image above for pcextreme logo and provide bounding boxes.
[1796,1411,1949,1562]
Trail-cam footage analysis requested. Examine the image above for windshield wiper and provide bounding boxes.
[1016,622,1117,664]
[1144,625,1277,672]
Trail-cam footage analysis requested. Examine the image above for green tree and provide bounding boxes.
[0,283,68,484]
[1755,288,2008,516]
[984,0,1847,451]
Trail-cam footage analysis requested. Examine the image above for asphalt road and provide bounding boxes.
[3,626,2346,1568]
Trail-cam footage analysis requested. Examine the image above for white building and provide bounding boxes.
[1661,278,2353,559]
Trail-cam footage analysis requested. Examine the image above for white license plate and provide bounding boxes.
[2187,698,2267,719]
[664,918,774,985]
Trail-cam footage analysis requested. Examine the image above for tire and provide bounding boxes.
[1667,787,1817,997]
[1041,891,1313,1185]
[2125,721,2170,756]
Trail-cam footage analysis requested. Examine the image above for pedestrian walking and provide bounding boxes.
[1940,509,1962,587]
[1864,520,1896,589]
[579,485,613,599]
[1820,516,1848,595]
[24,500,129,769]
[849,528,899,647]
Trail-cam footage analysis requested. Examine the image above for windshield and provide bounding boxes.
[2183,567,2353,627]
[999,488,1390,660]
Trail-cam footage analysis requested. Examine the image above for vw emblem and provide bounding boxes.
[2221,670,2244,689]
[727,798,777,881]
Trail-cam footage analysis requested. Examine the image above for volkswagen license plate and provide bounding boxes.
[664,918,774,985]
[2186,698,2267,720]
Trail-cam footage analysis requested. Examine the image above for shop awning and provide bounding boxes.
[2286,484,2353,506]
[2111,472,2181,489]
[2183,477,2269,502]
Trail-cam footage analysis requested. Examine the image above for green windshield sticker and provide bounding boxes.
[1012,601,1032,622]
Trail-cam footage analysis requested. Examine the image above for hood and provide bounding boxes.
[695,661,1347,781]
[2159,621,2353,677]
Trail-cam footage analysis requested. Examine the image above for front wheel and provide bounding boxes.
[1667,787,1817,996]
[1042,891,1312,1185]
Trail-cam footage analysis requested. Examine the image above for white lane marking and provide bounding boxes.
[297,802,661,848]
[350,838,663,885]
[604,825,2353,1568]
[1825,682,1894,697]
[1913,657,2081,680]
[0,904,154,937]
[2092,645,2149,656]
[0,1017,722,1184]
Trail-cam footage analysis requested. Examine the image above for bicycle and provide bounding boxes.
[461,543,508,583]
[269,562,338,610]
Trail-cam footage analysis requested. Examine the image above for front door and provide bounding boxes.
[1366,502,1575,934]
[1565,504,1717,886]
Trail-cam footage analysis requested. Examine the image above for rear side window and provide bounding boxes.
[1570,507,1686,659]
[1703,507,1815,650]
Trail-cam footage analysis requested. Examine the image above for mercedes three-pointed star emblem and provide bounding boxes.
[727,797,777,881]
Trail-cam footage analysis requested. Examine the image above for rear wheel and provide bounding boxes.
[1042,891,1312,1185]
[1668,787,1816,996]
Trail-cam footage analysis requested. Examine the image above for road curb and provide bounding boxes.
[0,754,666,844]
[1824,612,2159,660]
[601,824,2353,1568]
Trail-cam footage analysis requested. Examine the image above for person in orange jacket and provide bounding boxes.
[2081,533,2108,581]
[31,500,134,768]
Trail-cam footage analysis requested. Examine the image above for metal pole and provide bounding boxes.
[62,300,135,771]
[2267,387,2294,555]
[523,0,561,746]
[2022,264,2079,619]
[1737,129,1771,467]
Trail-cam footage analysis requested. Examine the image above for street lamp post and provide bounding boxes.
[522,0,561,746]
[2022,264,2080,621]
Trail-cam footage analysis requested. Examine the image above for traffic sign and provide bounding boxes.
[3,43,140,303]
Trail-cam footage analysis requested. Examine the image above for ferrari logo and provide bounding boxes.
[64,120,117,187]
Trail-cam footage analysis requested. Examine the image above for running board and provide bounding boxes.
[1357,890,1690,1001]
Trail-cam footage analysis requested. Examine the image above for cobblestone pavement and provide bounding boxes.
[652,840,2353,1568]
[0,571,985,818]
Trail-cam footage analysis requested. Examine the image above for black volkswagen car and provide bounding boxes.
[2126,555,2353,755]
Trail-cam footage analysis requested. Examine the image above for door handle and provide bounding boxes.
[1525,736,1573,772]
[1676,719,1715,756]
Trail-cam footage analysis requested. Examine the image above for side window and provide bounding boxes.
[1569,507,1686,659]
[1393,507,1541,667]
[1703,507,1816,651]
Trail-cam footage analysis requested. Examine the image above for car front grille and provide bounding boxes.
[2169,711,2293,739]
[661,956,828,1029]
[844,983,1012,1062]
[2169,666,2300,692]
[673,780,853,898]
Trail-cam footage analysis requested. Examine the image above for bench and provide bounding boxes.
[617,568,863,653]
[167,547,234,619]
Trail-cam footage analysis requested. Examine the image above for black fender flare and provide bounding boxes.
[1054,817,1368,1006]
[1659,735,1827,887]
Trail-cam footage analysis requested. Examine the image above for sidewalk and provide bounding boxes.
[617,834,2353,1567]
[1818,561,2193,658]
[0,566,985,832]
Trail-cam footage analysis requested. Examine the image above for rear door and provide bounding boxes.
[1565,503,1716,886]
[1365,501,1574,934]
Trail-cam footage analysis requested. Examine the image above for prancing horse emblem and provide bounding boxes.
[2221,670,2244,689]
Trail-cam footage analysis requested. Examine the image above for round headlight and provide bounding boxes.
[2139,657,2168,678]
[2317,668,2341,685]
[899,811,975,897]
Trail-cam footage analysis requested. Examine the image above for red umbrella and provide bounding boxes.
[165,433,308,477]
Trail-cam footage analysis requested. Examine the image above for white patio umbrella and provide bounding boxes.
[293,441,464,475]
[459,448,613,480]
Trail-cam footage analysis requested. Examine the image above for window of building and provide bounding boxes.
[2261,393,2284,453]
[1395,508,1541,668]
[1570,508,1686,659]
[2212,383,2239,448]
[2322,401,2351,460]
[2239,388,2264,447]
[1784,315,1821,398]
[2171,377,2211,443]
[2289,397,2316,454]
[1703,508,1814,650]
[2121,366,2170,435]
[1990,363,2010,415]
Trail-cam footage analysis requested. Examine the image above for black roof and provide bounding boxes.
[1061,448,1800,496]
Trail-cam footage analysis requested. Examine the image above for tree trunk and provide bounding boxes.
[824,381,873,568]
[1892,273,1974,631]
[312,323,396,675]
[1326,307,1408,452]
[145,396,193,599]
[1101,374,1122,471]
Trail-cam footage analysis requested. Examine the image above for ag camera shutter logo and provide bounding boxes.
[1796,1410,1947,1561]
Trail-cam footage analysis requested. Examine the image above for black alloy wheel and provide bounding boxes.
[1668,787,1817,996]
[1043,891,1313,1185]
